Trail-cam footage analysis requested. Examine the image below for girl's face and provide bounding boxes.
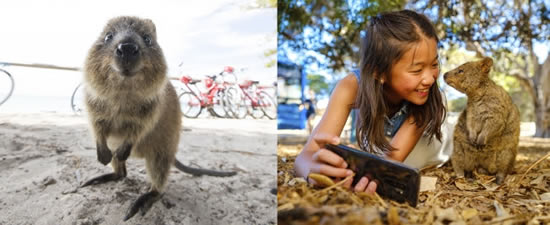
[384,37,439,106]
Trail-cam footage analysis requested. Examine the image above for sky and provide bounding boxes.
[0,0,276,102]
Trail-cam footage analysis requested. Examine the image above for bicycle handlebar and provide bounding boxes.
[178,66,239,86]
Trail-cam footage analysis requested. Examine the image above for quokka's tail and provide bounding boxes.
[174,159,237,177]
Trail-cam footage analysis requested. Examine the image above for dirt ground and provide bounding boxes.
[0,113,276,225]
[277,139,550,225]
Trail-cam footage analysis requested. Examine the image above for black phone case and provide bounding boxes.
[325,144,420,207]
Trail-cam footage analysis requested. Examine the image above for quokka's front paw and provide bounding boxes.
[468,132,478,145]
[475,133,487,146]
[115,142,133,161]
[97,142,112,165]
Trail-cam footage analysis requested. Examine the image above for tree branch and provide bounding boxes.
[510,71,536,102]
[488,21,512,41]
[542,50,550,75]
[465,41,486,57]
[523,1,539,76]
[281,31,295,41]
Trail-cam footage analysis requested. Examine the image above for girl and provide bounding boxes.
[294,10,454,193]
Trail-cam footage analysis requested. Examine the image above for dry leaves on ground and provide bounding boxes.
[277,141,550,225]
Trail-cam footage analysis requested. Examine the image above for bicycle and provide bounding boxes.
[70,83,85,115]
[0,68,15,106]
[178,71,232,118]
[226,80,276,120]
[256,83,277,119]
[71,67,236,117]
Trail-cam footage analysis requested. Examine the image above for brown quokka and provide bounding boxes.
[82,16,236,221]
[443,57,520,184]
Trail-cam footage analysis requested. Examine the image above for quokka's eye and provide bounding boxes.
[458,69,463,73]
[144,35,152,46]
[104,33,113,43]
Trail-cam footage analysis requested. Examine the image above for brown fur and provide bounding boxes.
[444,57,520,184]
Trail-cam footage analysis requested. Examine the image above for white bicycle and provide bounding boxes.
[70,83,85,115]
[0,68,15,106]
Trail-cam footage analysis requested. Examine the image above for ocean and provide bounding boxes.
[0,94,79,113]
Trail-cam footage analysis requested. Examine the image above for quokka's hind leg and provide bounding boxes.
[451,142,466,178]
[124,149,172,221]
[495,146,517,185]
[81,158,127,187]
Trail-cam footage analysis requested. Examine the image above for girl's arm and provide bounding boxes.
[387,115,425,162]
[294,74,378,193]
[294,74,357,179]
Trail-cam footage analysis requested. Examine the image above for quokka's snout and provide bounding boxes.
[111,35,143,76]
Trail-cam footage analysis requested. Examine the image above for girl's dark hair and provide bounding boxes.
[356,10,446,154]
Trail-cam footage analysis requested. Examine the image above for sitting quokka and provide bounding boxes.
[443,57,520,184]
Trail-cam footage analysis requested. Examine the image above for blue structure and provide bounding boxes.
[277,60,307,129]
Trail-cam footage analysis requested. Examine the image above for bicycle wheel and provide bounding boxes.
[179,92,202,118]
[70,83,85,115]
[258,91,277,120]
[208,89,228,118]
[221,88,236,119]
[0,68,15,106]
[223,72,238,85]
[248,97,265,119]
[225,87,246,119]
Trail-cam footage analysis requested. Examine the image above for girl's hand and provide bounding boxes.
[346,142,378,193]
[299,133,352,186]
[353,176,378,194]
[308,134,378,194]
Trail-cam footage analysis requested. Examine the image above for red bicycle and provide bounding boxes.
[225,80,276,119]
[178,68,234,118]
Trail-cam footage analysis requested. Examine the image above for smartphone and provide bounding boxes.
[325,144,420,207]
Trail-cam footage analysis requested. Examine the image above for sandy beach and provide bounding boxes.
[0,113,276,225]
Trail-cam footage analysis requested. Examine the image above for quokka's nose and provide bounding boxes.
[116,43,139,57]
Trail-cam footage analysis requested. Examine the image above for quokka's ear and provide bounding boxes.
[144,19,156,35]
[481,57,493,74]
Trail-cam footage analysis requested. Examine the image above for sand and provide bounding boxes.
[0,113,276,225]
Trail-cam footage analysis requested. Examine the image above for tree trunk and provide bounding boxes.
[536,53,550,137]
[534,95,547,137]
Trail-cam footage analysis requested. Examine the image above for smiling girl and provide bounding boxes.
[294,10,453,193]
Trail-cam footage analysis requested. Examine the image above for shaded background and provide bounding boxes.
[278,0,549,138]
